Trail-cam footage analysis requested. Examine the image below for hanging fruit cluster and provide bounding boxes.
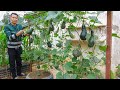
[80,21,87,40]
[88,30,95,47]
[80,20,95,48]
[71,20,95,58]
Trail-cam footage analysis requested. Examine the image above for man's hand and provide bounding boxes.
[16,30,24,36]
[24,33,30,36]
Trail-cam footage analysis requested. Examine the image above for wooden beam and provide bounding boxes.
[106,11,112,79]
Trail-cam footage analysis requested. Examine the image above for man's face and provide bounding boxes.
[10,14,18,25]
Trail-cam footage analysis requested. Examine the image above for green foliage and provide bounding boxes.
[0,26,8,67]
[99,45,107,52]
[110,70,116,79]
[112,33,120,38]
[20,11,106,79]
[116,64,120,78]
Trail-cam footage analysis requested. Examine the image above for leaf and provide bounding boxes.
[88,52,93,56]
[88,16,96,21]
[51,49,57,55]
[89,16,101,24]
[112,33,120,38]
[54,33,58,37]
[95,19,102,24]
[72,57,78,62]
[63,73,71,79]
[56,71,63,79]
[82,59,90,67]
[65,40,72,47]
[63,73,77,79]
[79,11,86,15]
[101,57,106,62]
[63,62,73,71]
[87,74,96,79]
[68,25,76,31]
[70,74,77,79]
[45,11,62,20]
[42,64,48,70]
[116,64,120,69]
[110,70,116,79]
[70,16,77,23]
[99,45,107,52]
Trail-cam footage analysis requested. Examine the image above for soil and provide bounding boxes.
[27,70,51,79]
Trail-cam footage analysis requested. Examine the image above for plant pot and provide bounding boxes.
[26,70,53,79]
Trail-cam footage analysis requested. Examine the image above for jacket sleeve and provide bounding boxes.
[4,25,17,41]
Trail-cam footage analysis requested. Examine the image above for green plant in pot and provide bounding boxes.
[25,47,53,79]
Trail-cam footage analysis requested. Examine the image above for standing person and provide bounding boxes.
[4,13,29,79]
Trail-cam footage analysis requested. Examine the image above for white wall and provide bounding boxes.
[96,11,120,71]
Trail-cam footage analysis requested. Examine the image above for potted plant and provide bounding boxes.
[24,42,54,79]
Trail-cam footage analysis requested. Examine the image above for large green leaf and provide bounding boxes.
[88,16,101,24]
[112,33,120,38]
[68,24,76,31]
[65,40,72,47]
[56,71,63,79]
[45,11,62,20]
[110,70,116,79]
[99,45,107,52]
[70,74,77,79]
[63,73,77,79]
[87,73,96,79]
[82,59,90,67]
[72,57,78,62]
[51,49,57,55]
[70,16,77,23]
[88,16,96,21]
[63,73,70,79]
[63,62,73,71]
[116,64,120,69]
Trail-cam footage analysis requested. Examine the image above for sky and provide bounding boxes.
[0,11,31,21]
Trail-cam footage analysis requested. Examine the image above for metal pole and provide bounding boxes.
[106,11,112,79]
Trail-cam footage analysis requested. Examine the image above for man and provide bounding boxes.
[4,13,29,79]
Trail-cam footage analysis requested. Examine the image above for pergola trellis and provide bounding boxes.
[106,11,112,79]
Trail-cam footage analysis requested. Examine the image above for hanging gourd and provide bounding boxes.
[48,19,54,31]
[88,30,95,47]
[72,49,81,58]
[61,20,66,29]
[80,20,87,40]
